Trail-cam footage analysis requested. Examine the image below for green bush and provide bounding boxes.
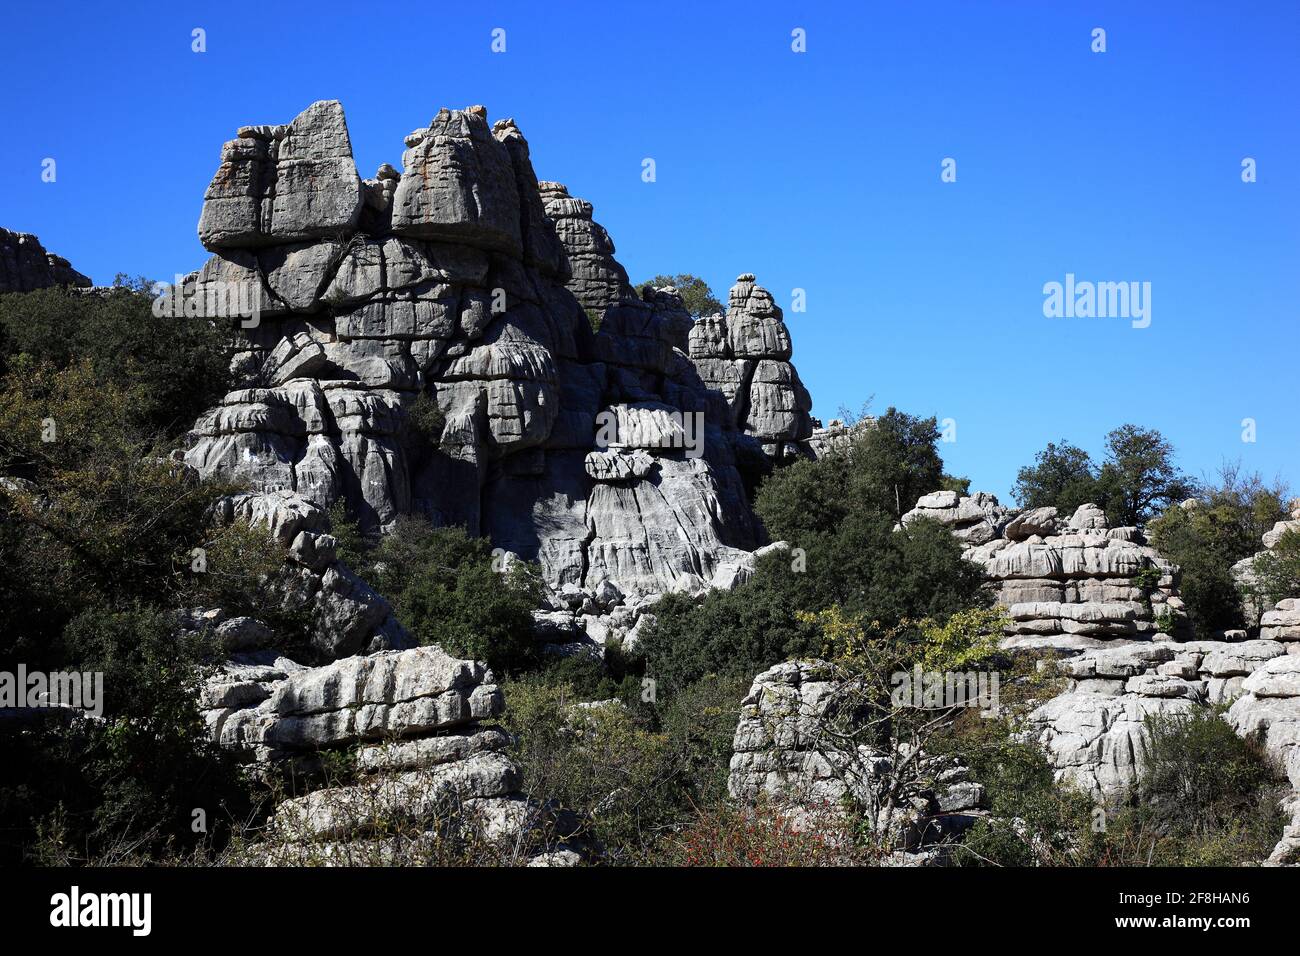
[407,392,446,447]
[504,678,678,860]
[641,517,988,697]
[1,607,252,864]
[0,281,230,441]
[365,517,542,675]
[1148,467,1290,634]
[948,716,1096,867]
[1138,710,1280,839]
[1248,529,1300,612]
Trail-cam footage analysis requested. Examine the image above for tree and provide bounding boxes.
[1098,424,1194,527]
[851,408,946,520]
[0,281,231,440]
[755,407,946,533]
[1142,464,1286,636]
[1012,441,1103,514]
[1013,426,1192,528]
[636,274,722,318]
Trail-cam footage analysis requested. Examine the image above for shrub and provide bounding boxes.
[1248,529,1300,612]
[367,518,541,675]
[0,607,251,864]
[1148,466,1290,634]
[0,282,230,440]
[1137,710,1280,839]
[504,678,679,860]
[640,516,989,697]
[407,392,446,447]
[656,800,867,866]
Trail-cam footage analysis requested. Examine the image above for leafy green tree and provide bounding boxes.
[1014,426,1192,527]
[756,407,945,532]
[1098,424,1194,527]
[367,518,542,675]
[636,274,723,318]
[0,281,230,440]
[1012,441,1103,514]
[1148,465,1290,635]
[644,513,988,696]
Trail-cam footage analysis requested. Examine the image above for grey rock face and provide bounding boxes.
[183,102,810,599]
[198,101,363,248]
[1026,635,1300,862]
[905,493,1182,652]
[684,274,814,461]
[204,643,502,761]
[0,227,91,293]
[728,660,986,859]
[202,642,584,861]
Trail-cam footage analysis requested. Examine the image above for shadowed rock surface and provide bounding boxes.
[180,101,818,599]
[0,227,91,293]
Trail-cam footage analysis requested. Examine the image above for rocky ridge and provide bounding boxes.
[179,100,817,606]
[0,227,91,294]
[901,493,1183,652]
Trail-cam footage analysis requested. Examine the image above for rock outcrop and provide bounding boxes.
[1025,635,1300,864]
[197,488,413,659]
[728,659,987,863]
[201,642,578,860]
[179,101,817,601]
[902,494,1182,652]
[0,227,91,293]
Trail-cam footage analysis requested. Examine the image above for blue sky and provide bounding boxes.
[2,0,1296,501]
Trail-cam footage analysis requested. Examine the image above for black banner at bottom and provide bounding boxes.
[3,866,1280,940]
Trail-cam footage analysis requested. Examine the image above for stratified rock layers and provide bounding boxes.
[0,227,91,293]
[182,101,817,597]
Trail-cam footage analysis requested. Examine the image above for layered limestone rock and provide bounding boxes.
[1026,636,1300,863]
[538,181,631,315]
[201,642,580,860]
[728,660,987,862]
[0,227,91,293]
[901,494,1182,652]
[180,101,813,601]
[687,274,814,462]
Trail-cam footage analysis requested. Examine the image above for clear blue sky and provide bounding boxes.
[2,0,1296,501]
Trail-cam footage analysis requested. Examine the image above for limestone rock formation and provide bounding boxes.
[1025,635,1300,863]
[200,488,413,659]
[201,642,581,860]
[0,227,91,293]
[728,659,987,862]
[687,274,814,462]
[180,101,817,601]
[901,494,1182,652]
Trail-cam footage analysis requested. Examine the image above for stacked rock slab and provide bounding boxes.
[1026,636,1300,864]
[901,494,1182,652]
[181,101,823,600]
[0,227,91,293]
[201,643,567,858]
[728,660,987,862]
[687,274,814,462]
